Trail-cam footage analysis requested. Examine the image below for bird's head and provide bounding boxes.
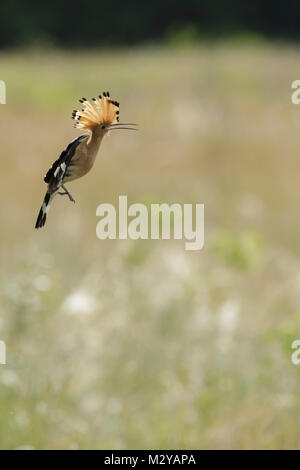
[72,92,137,136]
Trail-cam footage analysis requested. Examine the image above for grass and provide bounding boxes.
[1,43,300,449]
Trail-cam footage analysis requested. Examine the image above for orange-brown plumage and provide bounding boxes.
[35,91,136,229]
[72,91,120,131]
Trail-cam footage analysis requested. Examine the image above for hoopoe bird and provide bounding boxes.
[35,91,137,228]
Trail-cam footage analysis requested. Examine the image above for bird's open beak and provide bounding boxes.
[107,123,138,131]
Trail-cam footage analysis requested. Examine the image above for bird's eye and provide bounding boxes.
[101,125,106,130]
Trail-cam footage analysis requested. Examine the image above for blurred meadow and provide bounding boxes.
[1,42,300,449]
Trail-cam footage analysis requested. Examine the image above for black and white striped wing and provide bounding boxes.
[44,135,88,190]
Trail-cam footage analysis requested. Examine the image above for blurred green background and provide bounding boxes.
[1,1,300,450]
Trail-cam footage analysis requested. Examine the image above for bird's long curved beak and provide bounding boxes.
[108,123,138,131]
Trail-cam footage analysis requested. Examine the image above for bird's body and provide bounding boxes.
[63,133,101,182]
[35,92,136,229]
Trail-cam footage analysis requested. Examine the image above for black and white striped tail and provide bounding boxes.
[35,192,55,229]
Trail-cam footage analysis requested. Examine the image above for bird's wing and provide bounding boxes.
[44,135,89,190]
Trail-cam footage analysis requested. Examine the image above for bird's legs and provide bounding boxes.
[58,185,75,203]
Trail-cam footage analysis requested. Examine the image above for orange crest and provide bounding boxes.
[72,91,119,130]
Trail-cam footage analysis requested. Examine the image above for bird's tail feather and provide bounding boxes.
[35,191,56,229]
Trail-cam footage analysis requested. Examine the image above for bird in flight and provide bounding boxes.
[35,91,137,228]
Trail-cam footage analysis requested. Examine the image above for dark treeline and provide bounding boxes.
[1,0,299,48]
